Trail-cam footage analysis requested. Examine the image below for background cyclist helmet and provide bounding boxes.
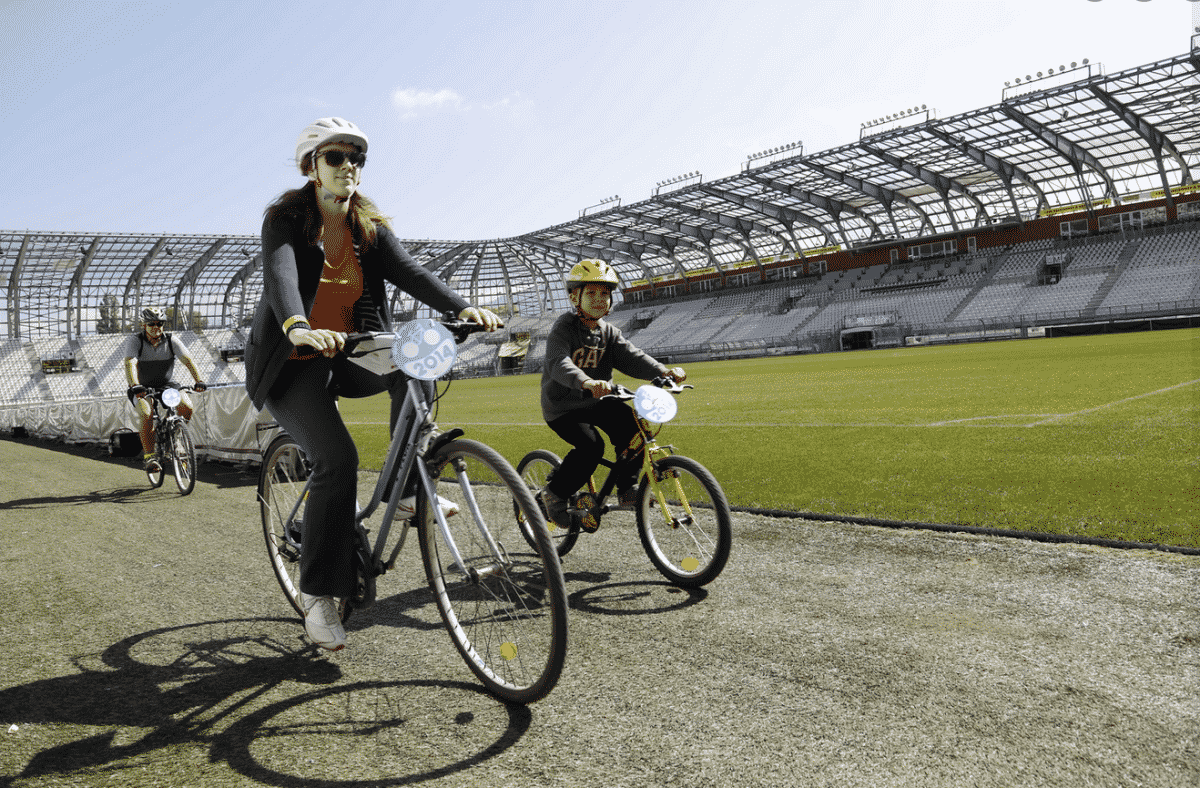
[141,306,167,324]
[294,117,369,174]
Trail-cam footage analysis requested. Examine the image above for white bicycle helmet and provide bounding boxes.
[295,117,369,173]
[141,306,167,323]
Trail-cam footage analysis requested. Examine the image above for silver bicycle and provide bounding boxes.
[257,317,568,704]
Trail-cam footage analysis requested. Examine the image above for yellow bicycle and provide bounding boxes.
[517,378,732,588]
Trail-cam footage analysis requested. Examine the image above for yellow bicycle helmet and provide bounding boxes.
[564,259,620,293]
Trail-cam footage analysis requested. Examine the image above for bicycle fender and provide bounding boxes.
[426,428,465,459]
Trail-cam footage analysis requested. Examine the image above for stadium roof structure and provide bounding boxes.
[3,50,1198,341]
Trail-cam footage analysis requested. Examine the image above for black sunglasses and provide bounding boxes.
[319,149,366,168]
[146,321,164,327]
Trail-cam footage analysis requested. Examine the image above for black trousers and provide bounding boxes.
[546,398,639,499]
[265,356,416,599]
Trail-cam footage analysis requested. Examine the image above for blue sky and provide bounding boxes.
[0,0,1188,240]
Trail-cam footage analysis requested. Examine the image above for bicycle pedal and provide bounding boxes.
[575,511,600,533]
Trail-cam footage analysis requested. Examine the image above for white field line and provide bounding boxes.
[1023,378,1200,427]
[345,378,1200,430]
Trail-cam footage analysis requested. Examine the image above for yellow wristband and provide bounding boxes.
[282,315,310,334]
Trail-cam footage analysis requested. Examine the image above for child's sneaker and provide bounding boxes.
[539,486,570,529]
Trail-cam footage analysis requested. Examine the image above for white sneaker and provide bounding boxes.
[300,592,346,651]
[395,494,460,519]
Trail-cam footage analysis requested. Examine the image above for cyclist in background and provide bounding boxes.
[538,259,685,528]
[124,307,208,475]
[244,117,500,652]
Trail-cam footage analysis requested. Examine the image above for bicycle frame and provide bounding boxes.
[276,374,510,588]
[579,385,686,525]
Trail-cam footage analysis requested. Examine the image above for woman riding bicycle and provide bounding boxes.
[244,117,500,651]
[538,259,684,529]
[124,306,207,475]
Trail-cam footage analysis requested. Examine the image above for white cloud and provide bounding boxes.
[391,88,466,118]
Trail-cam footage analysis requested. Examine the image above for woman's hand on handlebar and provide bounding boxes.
[458,306,503,332]
[289,326,345,357]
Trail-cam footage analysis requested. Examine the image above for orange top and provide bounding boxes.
[289,242,364,359]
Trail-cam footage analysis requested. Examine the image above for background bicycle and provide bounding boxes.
[140,384,200,495]
[258,318,568,704]
[517,377,732,588]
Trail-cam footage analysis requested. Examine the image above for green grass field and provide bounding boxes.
[340,328,1199,549]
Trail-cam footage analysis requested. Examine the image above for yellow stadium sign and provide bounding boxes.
[1039,199,1111,218]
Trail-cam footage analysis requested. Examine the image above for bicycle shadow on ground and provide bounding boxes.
[1,434,260,491]
[0,617,532,787]
[563,571,709,617]
[0,485,149,510]
[344,583,449,635]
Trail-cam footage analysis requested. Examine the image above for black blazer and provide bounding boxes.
[244,212,469,410]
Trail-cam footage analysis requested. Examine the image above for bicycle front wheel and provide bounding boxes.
[418,438,568,704]
[169,418,197,495]
[636,454,732,588]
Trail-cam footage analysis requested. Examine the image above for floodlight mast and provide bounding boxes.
[1000,60,1098,101]
[858,107,933,140]
[652,171,703,197]
[579,195,621,218]
[742,140,804,171]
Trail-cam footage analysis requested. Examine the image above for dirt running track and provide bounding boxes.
[0,435,1197,788]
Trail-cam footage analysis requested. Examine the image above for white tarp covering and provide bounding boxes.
[0,384,280,463]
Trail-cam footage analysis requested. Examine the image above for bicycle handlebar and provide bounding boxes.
[343,315,502,358]
[135,384,204,395]
[608,377,693,400]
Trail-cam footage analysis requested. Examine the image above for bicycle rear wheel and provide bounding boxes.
[145,420,165,488]
[636,454,732,588]
[169,418,197,495]
[418,438,568,704]
[146,452,165,489]
[515,449,579,557]
[258,435,308,618]
[258,434,359,626]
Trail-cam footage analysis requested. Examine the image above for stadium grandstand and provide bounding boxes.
[3,50,1199,455]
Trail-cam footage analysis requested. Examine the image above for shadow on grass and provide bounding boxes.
[2,434,260,490]
[0,485,149,509]
[0,618,531,787]
[566,575,708,617]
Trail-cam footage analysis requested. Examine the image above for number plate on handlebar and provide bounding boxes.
[392,319,457,380]
[161,388,182,408]
[634,385,677,423]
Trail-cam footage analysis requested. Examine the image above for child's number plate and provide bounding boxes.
[392,319,457,380]
[634,385,677,423]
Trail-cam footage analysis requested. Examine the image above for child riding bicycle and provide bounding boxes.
[539,259,685,528]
